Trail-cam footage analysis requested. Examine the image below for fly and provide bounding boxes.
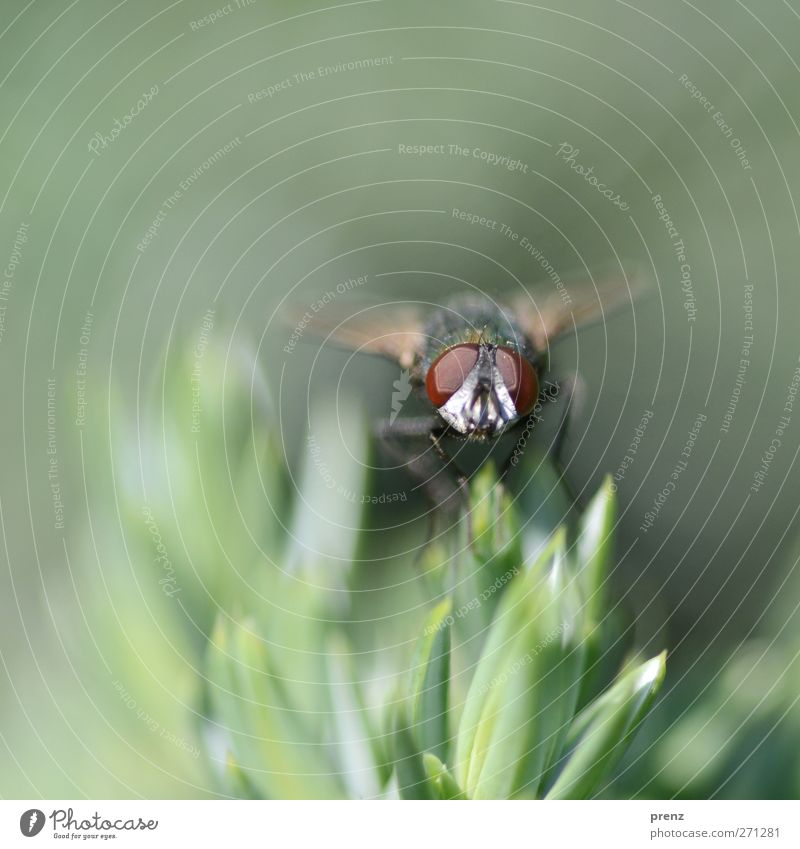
[284,266,647,512]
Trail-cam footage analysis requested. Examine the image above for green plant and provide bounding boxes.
[112,335,666,799]
[386,473,666,800]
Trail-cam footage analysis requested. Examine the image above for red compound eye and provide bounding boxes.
[425,343,480,407]
[495,346,539,415]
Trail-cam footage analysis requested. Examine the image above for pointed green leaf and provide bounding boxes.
[546,651,667,799]
[456,529,585,798]
[286,394,368,592]
[510,446,574,561]
[324,631,387,798]
[423,753,466,800]
[408,598,452,761]
[467,466,524,590]
[455,467,526,664]
[206,615,344,799]
[224,751,261,799]
[115,337,287,628]
[575,475,617,623]
[394,706,437,799]
[455,534,564,786]
[573,477,629,708]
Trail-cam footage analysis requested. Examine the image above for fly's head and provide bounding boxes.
[424,338,539,439]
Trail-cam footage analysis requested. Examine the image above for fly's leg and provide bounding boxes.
[548,372,585,507]
[499,372,585,507]
[428,428,470,501]
[428,427,473,542]
[373,416,468,519]
[549,373,584,465]
[374,415,438,440]
[498,376,560,483]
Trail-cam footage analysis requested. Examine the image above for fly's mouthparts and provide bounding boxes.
[466,385,502,434]
[437,343,520,436]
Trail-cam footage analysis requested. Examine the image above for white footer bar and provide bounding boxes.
[2,799,798,847]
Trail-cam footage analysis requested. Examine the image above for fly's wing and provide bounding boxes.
[280,299,427,370]
[511,263,650,350]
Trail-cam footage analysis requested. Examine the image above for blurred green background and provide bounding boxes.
[2,0,800,798]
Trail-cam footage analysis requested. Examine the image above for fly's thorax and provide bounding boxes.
[419,296,537,374]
